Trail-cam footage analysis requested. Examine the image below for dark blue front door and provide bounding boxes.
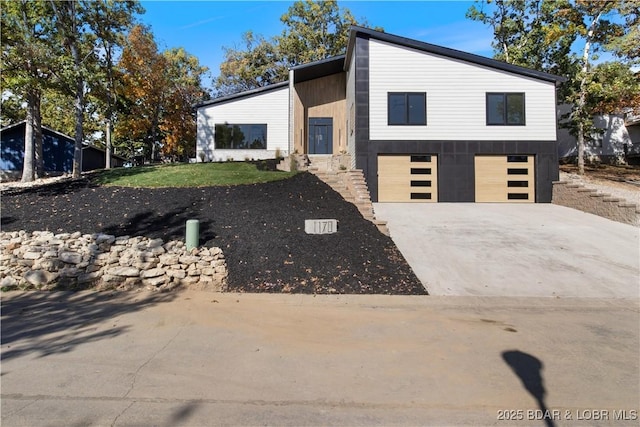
[308,118,333,155]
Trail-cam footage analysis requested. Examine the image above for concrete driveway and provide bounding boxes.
[373,203,640,298]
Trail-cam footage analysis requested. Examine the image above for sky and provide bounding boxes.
[138,0,493,88]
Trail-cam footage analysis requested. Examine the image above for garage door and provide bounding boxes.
[475,155,534,202]
[378,154,438,202]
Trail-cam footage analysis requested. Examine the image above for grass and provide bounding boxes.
[91,162,297,188]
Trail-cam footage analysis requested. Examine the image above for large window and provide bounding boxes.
[388,92,426,125]
[486,93,525,125]
[214,124,267,149]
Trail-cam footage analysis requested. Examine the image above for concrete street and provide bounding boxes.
[1,291,639,426]
[373,204,640,298]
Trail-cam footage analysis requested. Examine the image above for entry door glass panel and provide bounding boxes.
[308,118,333,154]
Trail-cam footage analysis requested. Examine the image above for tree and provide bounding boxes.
[466,0,578,80]
[49,0,97,179]
[561,1,636,173]
[85,0,143,168]
[116,25,208,162]
[1,0,55,182]
[160,48,209,160]
[116,25,167,161]
[467,0,639,173]
[276,0,359,66]
[215,0,375,96]
[215,31,286,96]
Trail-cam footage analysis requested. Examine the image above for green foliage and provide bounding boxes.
[466,0,578,77]
[115,26,209,162]
[92,162,297,188]
[215,0,377,96]
[276,0,359,67]
[467,0,639,173]
[1,0,56,181]
[215,31,287,96]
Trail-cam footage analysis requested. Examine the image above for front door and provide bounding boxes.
[308,118,333,155]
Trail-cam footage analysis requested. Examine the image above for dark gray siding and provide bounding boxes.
[369,140,558,203]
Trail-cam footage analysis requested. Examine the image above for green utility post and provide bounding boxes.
[186,219,200,250]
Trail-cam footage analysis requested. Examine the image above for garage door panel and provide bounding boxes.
[475,155,534,203]
[378,155,438,202]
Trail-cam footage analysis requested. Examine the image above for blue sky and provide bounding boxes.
[139,0,493,87]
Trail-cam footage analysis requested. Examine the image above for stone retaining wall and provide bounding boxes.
[0,231,227,291]
[552,181,640,227]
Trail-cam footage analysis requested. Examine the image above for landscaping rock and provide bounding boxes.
[0,231,227,292]
[60,252,83,264]
[24,270,58,287]
[107,266,140,277]
[140,267,164,279]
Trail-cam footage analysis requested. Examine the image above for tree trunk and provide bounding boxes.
[72,77,84,178]
[33,91,44,178]
[577,120,585,175]
[575,8,604,176]
[21,94,35,183]
[105,119,112,169]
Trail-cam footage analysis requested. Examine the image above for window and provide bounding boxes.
[486,93,525,125]
[411,155,432,162]
[214,124,267,149]
[507,168,529,175]
[589,131,604,148]
[388,92,426,125]
[507,155,528,162]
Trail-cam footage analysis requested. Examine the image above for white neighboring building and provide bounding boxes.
[557,105,639,163]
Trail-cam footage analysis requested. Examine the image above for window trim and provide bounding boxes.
[486,92,526,126]
[387,92,427,126]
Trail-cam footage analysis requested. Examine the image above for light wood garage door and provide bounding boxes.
[378,155,438,202]
[475,155,535,202]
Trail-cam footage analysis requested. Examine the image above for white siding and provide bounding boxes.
[196,86,289,161]
[369,39,557,141]
[346,52,356,169]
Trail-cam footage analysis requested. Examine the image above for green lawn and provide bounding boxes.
[91,162,297,188]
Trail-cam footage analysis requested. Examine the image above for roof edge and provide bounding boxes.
[346,25,566,84]
[291,54,346,71]
[194,81,289,109]
[1,120,78,142]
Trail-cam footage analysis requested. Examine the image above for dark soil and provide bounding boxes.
[1,172,426,295]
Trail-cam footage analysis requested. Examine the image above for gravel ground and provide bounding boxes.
[1,173,425,295]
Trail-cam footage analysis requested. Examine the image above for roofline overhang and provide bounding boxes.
[345,25,567,84]
[291,54,346,83]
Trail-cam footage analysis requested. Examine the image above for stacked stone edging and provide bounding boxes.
[552,181,640,227]
[0,231,227,291]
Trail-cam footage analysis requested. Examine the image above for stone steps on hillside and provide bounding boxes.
[308,166,389,236]
[552,180,640,227]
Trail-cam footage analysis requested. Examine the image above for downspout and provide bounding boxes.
[288,69,294,157]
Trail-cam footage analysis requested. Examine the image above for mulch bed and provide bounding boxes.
[1,172,426,295]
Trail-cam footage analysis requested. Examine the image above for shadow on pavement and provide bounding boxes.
[502,349,556,427]
[1,291,179,361]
